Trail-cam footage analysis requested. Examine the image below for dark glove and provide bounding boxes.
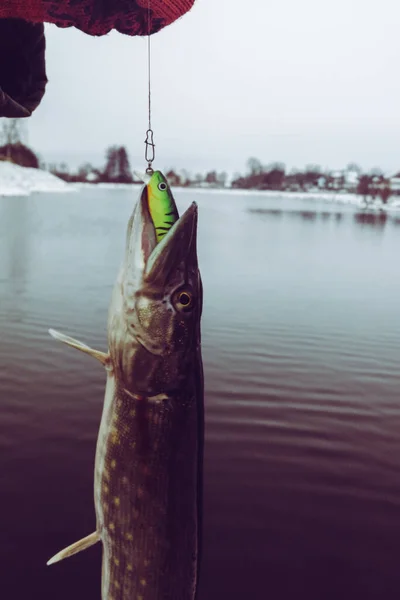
[0,19,47,118]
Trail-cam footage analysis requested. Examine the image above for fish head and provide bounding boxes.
[108,177,202,396]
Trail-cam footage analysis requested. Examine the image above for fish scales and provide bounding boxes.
[96,385,200,599]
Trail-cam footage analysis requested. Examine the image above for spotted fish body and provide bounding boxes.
[47,173,203,600]
[96,380,201,599]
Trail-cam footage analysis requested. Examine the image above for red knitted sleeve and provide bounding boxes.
[0,0,195,36]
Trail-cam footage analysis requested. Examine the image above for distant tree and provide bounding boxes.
[266,161,286,172]
[283,169,299,190]
[203,171,228,187]
[380,187,391,204]
[303,166,322,187]
[166,169,182,186]
[231,175,247,189]
[294,171,306,189]
[246,157,264,176]
[77,163,94,180]
[1,119,22,147]
[369,167,383,177]
[118,147,132,182]
[0,119,36,166]
[205,171,218,185]
[180,169,192,186]
[357,175,371,197]
[346,162,361,174]
[264,167,285,189]
[104,145,117,180]
[49,162,71,181]
[36,152,45,170]
[323,173,335,190]
[305,164,322,174]
[0,142,39,168]
[103,146,133,183]
[217,171,227,187]
[232,163,285,190]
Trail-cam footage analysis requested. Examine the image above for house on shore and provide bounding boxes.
[344,169,360,192]
[389,172,400,195]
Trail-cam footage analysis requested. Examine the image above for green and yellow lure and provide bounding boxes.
[146,171,179,243]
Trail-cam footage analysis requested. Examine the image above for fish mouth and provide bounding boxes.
[126,185,198,285]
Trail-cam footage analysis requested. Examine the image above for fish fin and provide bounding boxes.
[134,170,150,183]
[48,329,109,366]
[47,531,101,566]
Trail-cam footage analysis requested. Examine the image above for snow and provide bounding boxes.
[72,182,141,191]
[204,188,400,210]
[86,172,98,182]
[0,161,72,196]
[1,162,399,213]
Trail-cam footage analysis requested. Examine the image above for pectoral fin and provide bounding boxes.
[134,170,150,183]
[47,531,101,566]
[49,329,109,366]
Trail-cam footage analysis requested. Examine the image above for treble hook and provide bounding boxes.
[145,129,155,174]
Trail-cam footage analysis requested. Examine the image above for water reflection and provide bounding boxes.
[354,212,388,228]
[248,207,400,230]
[299,210,317,221]
[0,197,32,298]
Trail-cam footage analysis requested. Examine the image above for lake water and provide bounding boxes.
[1,188,400,600]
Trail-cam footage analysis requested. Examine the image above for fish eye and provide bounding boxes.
[174,289,194,311]
[179,292,191,306]
[158,182,168,191]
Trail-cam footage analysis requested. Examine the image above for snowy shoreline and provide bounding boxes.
[0,162,73,196]
[74,182,400,212]
[1,164,400,212]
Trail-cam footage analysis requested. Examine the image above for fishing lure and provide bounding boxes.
[145,170,180,242]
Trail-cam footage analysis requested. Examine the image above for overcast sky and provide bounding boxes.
[27,0,400,174]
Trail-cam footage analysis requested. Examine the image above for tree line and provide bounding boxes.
[1,120,398,200]
[50,146,134,184]
[49,151,230,187]
[230,158,396,201]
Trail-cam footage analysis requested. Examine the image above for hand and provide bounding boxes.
[0,19,47,118]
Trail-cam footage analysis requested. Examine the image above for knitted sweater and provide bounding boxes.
[0,0,195,36]
[0,1,195,117]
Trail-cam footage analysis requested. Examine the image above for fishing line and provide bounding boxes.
[144,0,155,174]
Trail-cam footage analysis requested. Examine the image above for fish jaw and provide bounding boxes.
[108,189,202,398]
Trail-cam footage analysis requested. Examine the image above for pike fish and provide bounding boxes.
[47,171,204,600]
